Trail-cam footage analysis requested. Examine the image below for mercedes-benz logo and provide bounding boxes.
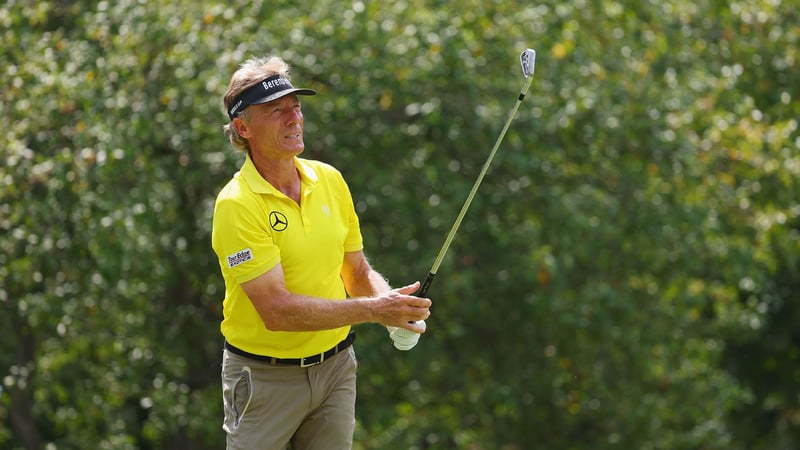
[269,211,288,231]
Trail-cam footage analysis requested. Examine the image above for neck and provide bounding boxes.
[250,152,301,203]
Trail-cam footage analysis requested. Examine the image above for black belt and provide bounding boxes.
[224,330,356,367]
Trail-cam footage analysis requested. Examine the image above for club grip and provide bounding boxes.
[419,272,436,297]
[408,272,436,325]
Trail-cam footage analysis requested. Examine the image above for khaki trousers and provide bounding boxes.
[222,346,357,450]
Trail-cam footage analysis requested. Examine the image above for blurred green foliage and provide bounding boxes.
[1,0,798,449]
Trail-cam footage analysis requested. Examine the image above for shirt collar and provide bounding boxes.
[240,155,319,195]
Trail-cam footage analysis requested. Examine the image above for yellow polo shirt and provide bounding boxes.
[211,155,363,358]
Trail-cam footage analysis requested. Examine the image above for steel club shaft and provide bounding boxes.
[419,49,536,298]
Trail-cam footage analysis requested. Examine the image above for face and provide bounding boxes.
[236,94,305,159]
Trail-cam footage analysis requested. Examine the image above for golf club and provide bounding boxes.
[419,48,536,299]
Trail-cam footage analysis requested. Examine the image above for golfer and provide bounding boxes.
[211,55,431,449]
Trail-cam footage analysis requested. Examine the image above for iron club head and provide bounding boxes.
[520,49,536,78]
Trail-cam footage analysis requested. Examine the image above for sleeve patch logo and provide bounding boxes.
[227,248,253,268]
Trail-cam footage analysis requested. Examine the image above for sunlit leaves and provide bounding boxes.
[1,0,798,448]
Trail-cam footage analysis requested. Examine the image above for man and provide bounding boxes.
[211,55,431,450]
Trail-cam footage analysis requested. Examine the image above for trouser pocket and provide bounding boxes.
[231,366,252,429]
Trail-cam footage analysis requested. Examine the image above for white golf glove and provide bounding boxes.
[387,320,426,351]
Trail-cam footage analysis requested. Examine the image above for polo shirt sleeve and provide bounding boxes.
[212,195,282,284]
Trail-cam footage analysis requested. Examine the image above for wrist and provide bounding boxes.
[364,297,380,324]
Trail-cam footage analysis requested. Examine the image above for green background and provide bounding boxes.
[1,0,798,448]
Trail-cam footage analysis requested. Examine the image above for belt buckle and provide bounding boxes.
[300,353,323,368]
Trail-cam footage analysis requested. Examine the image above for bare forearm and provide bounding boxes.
[255,285,429,332]
[262,293,377,331]
[270,266,393,330]
[242,259,430,332]
[348,268,391,297]
[342,252,392,297]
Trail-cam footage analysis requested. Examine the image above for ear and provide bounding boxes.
[232,117,250,138]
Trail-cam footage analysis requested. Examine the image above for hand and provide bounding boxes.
[387,320,426,351]
[374,282,431,327]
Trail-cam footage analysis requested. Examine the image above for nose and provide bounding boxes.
[286,107,303,125]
